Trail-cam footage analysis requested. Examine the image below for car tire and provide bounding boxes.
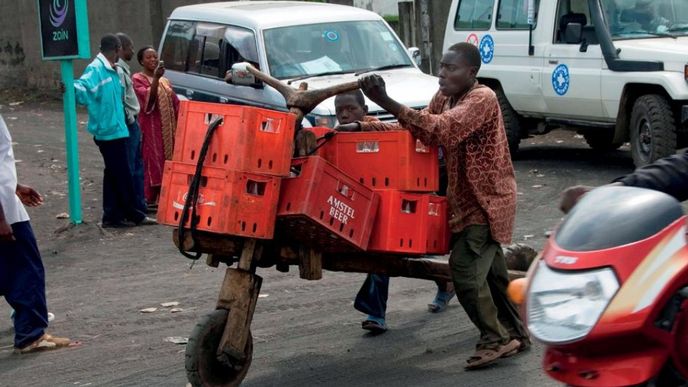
[583,130,623,151]
[495,88,521,156]
[629,94,677,167]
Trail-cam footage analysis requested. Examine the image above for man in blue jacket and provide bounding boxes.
[71,34,154,228]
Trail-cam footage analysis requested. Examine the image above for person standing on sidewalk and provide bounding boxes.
[69,34,155,228]
[349,43,530,369]
[115,32,147,215]
[0,114,71,354]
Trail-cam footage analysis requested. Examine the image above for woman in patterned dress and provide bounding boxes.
[133,46,179,206]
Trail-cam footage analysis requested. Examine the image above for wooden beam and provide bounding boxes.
[298,247,323,280]
[216,269,262,365]
[172,231,528,281]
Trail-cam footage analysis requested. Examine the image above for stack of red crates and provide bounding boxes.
[157,101,296,239]
[275,156,380,252]
[304,128,451,256]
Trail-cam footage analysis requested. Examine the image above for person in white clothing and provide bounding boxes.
[0,114,70,354]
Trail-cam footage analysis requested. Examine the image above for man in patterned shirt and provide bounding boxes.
[339,43,529,369]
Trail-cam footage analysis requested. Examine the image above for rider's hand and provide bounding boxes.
[559,185,593,214]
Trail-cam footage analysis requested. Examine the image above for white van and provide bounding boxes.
[444,0,688,166]
[159,1,439,128]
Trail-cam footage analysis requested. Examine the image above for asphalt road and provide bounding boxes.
[0,100,636,386]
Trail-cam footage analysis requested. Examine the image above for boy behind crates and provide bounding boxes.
[334,90,455,334]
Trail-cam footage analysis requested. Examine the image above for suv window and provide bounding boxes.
[554,0,599,44]
[161,20,259,78]
[454,0,496,30]
[497,0,540,29]
[161,21,195,72]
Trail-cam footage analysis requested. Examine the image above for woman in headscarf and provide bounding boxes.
[133,46,180,207]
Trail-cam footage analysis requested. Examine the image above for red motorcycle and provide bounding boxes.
[522,185,688,386]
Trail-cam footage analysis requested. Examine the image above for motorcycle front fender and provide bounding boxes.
[543,346,668,387]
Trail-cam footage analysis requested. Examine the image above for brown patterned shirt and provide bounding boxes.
[360,83,516,244]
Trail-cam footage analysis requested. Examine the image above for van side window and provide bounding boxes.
[194,23,225,78]
[160,21,195,72]
[497,0,539,29]
[454,0,496,30]
[555,0,599,44]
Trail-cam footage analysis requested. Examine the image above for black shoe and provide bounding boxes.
[101,221,130,229]
[136,216,157,226]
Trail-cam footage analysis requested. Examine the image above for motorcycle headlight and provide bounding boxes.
[527,261,619,344]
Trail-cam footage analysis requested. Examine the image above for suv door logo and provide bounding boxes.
[479,35,494,64]
[466,33,479,47]
[552,64,570,96]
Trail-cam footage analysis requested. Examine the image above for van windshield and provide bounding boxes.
[601,0,688,39]
[263,21,413,80]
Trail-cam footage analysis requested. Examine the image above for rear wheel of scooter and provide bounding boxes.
[186,309,253,387]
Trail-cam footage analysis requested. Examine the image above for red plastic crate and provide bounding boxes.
[276,156,380,252]
[425,195,450,255]
[367,191,449,255]
[173,101,296,176]
[158,161,281,239]
[319,131,439,191]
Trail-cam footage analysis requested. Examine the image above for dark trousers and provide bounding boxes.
[449,225,529,349]
[354,274,389,319]
[125,120,147,214]
[0,221,48,348]
[94,137,146,224]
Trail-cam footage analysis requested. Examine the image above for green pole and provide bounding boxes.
[60,59,82,224]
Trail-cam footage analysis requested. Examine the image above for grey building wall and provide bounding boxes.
[0,0,229,90]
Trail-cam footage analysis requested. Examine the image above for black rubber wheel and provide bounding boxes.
[186,309,253,387]
[583,130,623,151]
[629,94,677,167]
[495,88,522,156]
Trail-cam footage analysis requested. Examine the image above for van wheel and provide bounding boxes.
[629,95,677,167]
[495,88,521,156]
[583,130,623,151]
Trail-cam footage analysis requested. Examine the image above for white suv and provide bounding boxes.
[159,1,439,127]
[444,0,688,166]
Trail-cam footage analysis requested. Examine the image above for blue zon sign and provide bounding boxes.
[37,0,90,60]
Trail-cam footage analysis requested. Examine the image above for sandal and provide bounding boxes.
[427,289,455,313]
[14,333,71,354]
[502,338,531,358]
[361,317,388,334]
[465,339,520,370]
